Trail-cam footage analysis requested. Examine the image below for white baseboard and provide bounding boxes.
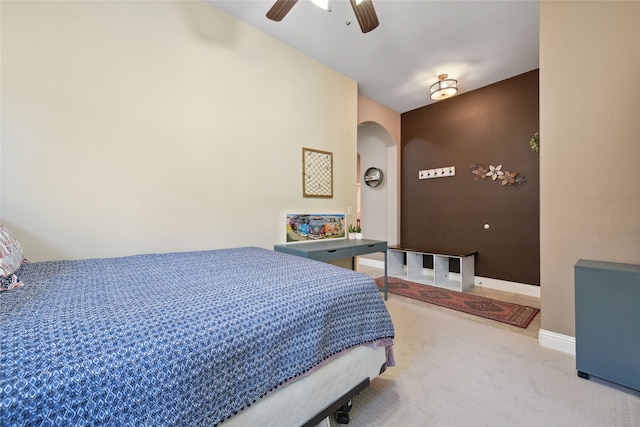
[473,276,540,298]
[358,257,385,269]
[539,329,576,356]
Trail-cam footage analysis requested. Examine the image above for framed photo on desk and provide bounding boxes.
[283,213,346,243]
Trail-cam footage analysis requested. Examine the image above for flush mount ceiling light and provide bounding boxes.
[430,74,458,100]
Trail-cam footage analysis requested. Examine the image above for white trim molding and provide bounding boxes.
[473,276,540,298]
[358,257,385,269]
[539,329,576,356]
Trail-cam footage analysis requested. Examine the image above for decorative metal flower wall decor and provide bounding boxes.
[529,132,539,152]
[470,163,526,187]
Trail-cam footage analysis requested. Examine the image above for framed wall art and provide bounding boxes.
[302,147,333,198]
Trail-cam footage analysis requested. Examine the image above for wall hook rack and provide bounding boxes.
[419,166,456,180]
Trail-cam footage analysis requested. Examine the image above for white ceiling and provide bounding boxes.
[206,0,539,114]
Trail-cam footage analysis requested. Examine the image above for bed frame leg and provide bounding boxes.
[302,378,369,427]
[335,398,353,424]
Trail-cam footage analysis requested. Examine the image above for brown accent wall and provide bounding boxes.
[401,70,539,285]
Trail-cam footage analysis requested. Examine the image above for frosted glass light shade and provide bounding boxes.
[430,75,458,100]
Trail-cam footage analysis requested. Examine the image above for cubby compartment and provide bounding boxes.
[388,250,406,277]
[407,252,435,284]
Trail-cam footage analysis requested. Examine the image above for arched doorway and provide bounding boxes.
[357,121,399,268]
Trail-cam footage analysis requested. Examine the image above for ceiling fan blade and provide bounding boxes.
[266,0,299,22]
[350,0,379,33]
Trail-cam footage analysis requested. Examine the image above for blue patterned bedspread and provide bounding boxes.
[0,247,394,426]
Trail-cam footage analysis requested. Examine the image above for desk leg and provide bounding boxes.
[384,250,388,301]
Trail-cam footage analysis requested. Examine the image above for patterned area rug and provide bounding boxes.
[376,277,539,329]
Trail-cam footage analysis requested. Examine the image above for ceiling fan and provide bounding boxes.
[266,0,379,34]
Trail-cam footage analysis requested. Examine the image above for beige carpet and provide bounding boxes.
[330,292,640,427]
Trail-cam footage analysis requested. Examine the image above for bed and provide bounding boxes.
[0,245,395,426]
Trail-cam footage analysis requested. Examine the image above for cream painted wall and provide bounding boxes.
[0,1,358,261]
[540,2,640,337]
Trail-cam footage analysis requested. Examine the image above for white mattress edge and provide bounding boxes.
[224,344,388,427]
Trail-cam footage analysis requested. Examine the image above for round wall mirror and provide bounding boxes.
[364,167,384,187]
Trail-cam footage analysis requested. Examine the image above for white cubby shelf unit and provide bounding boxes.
[387,245,477,292]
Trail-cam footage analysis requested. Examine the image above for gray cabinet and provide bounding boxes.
[575,259,640,391]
